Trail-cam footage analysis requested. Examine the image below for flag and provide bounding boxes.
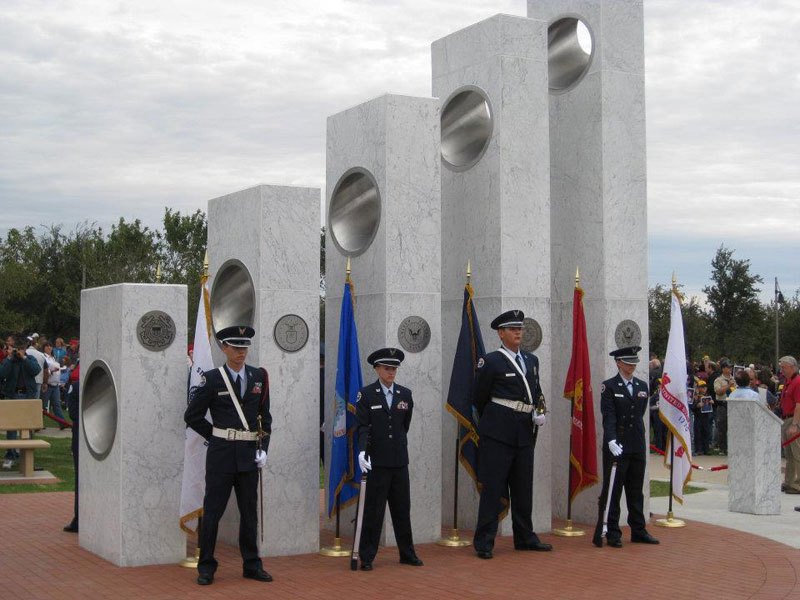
[327,275,364,517]
[179,273,214,534]
[562,285,599,501]
[659,288,693,503]
[445,282,485,489]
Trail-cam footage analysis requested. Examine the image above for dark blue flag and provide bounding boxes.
[327,276,364,517]
[445,282,485,488]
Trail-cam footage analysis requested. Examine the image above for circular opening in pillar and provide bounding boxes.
[210,259,256,339]
[548,17,594,93]
[440,87,493,171]
[328,167,381,256]
[82,360,118,461]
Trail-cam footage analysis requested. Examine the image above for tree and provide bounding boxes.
[648,283,710,362]
[702,245,768,361]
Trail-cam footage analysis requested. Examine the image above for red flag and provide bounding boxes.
[563,286,599,501]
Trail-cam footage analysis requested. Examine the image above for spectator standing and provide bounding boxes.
[729,371,759,401]
[713,359,735,454]
[66,338,80,365]
[0,335,41,468]
[41,341,67,426]
[25,336,46,400]
[693,380,713,455]
[778,356,800,495]
[52,338,67,364]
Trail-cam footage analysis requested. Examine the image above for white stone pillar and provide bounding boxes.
[206,184,321,556]
[728,397,782,515]
[527,0,649,525]
[432,14,552,534]
[324,94,442,546]
[79,283,187,566]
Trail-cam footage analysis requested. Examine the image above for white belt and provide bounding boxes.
[212,427,259,441]
[491,397,533,413]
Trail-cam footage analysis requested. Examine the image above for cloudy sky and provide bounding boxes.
[1,0,797,303]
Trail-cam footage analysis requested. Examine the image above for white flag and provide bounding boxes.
[658,289,693,503]
[179,275,213,534]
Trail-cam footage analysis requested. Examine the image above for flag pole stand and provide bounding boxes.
[179,516,201,568]
[553,400,585,537]
[437,433,471,547]
[655,435,686,528]
[320,497,352,556]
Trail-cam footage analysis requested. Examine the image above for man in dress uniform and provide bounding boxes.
[592,345,659,548]
[473,309,550,559]
[355,347,423,571]
[184,325,273,585]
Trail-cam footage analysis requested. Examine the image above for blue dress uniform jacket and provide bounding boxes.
[600,373,648,455]
[356,381,413,467]
[185,365,272,473]
[475,349,541,447]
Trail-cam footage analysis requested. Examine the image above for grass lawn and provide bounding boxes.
[0,434,75,494]
[650,480,705,497]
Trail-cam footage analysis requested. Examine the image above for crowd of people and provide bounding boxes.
[647,352,800,494]
[0,332,80,470]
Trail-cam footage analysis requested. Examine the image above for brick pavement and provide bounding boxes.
[2,491,799,600]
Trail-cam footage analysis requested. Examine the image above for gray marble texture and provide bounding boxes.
[324,94,442,547]
[728,396,782,515]
[207,184,321,556]
[525,0,648,526]
[79,283,187,567]
[433,14,553,535]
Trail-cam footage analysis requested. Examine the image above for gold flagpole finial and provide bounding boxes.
[155,262,162,283]
[203,251,209,278]
[346,256,351,278]
[466,261,472,284]
[575,267,580,287]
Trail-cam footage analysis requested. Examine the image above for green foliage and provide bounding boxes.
[0,209,207,339]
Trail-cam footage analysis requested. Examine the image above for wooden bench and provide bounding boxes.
[0,399,51,476]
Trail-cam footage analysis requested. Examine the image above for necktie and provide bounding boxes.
[626,381,633,396]
[386,388,393,409]
[235,375,242,397]
[515,354,525,375]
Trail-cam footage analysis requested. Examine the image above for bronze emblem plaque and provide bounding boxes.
[136,310,176,352]
[615,319,642,347]
[398,316,431,353]
[274,314,309,353]
[521,317,543,352]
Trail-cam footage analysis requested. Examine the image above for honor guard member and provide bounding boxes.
[473,310,550,559]
[184,325,273,585]
[592,346,659,548]
[355,347,423,571]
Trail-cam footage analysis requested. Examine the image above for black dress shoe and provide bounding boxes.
[399,556,424,566]
[592,537,603,548]
[197,574,213,586]
[63,522,78,533]
[243,568,273,582]
[631,532,659,545]
[476,550,493,559]
[607,539,623,548]
[515,541,553,552]
[794,506,800,512]
[360,562,373,571]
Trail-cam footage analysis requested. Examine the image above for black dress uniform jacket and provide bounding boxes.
[356,381,413,466]
[185,365,272,472]
[600,373,648,455]
[475,349,541,447]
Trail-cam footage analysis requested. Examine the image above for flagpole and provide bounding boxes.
[553,267,585,537]
[655,274,686,528]
[437,262,473,548]
[775,277,780,370]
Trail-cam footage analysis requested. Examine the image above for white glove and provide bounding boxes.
[608,440,623,457]
[532,412,546,426]
[358,451,372,472]
[255,449,267,469]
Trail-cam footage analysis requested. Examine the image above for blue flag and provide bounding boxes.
[327,276,364,517]
[445,282,485,488]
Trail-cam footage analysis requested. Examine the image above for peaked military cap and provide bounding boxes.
[367,347,405,367]
[609,345,641,365]
[216,325,255,347]
[490,309,525,330]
